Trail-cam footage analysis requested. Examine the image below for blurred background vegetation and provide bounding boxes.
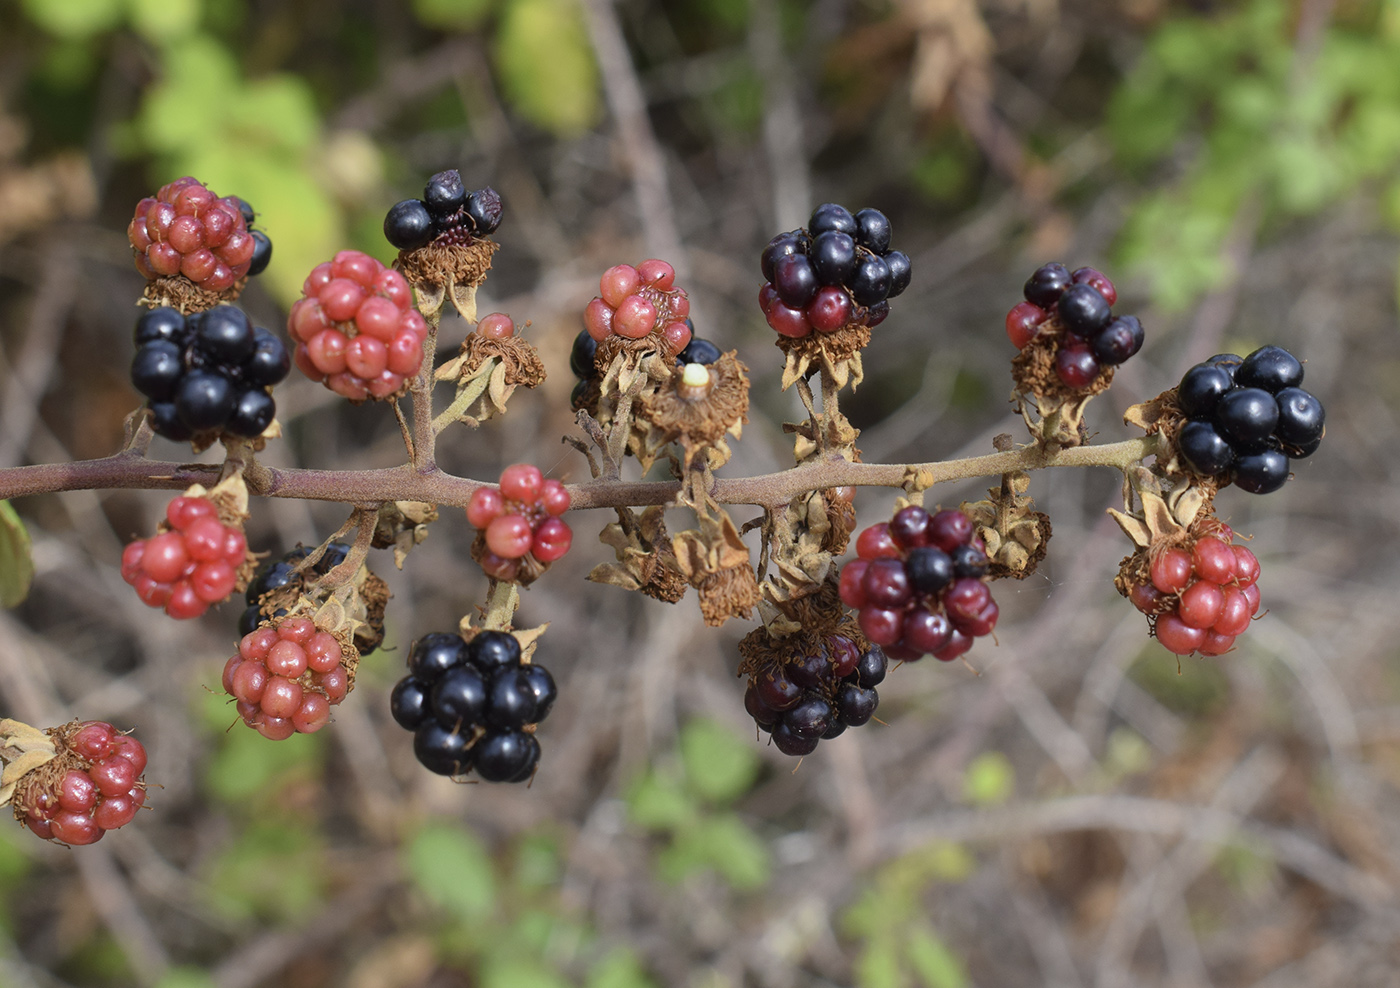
[1,0,1399,986]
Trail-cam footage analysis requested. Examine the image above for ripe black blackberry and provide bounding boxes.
[383,169,503,251]
[742,633,886,757]
[130,305,289,443]
[1005,263,1143,387]
[389,630,555,782]
[1173,345,1324,494]
[758,203,910,338]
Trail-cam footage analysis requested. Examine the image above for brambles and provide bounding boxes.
[466,464,572,583]
[128,177,263,299]
[389,631,553,782]
[1173,347,1324,494]
[288,249,428,400]
[6,720,148,845]
[384,170,502,250]
[583,260,692,356]
[838,507,998,662]
[130,305,290,443]
[121,492,253,620]
[1006,263,1143,389]
[222,618,353,739]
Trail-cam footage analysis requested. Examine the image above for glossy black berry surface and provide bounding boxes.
[811,231,857,285]
[391,678,432,730]
[677,337,722,366]
[247,230,273,276]
[486,669,539,729]
[424,169,467,218]
[808,202,857,237]
[1215,388,1280,450]
[1091,316,1144,365]
[570,331,598,380]
[884,251,912,297]
[1023,263,1071,307]
[848,254,892,307]
[1274,387,1324,446]
[1057,283,1111,336]
[854,208,892,254]
[474,730,536,782]
[1236,345,1303,393]
[131,343,184,401]
[384,199,435,251]
[409,633,469,682]
[414,722,473,776]
[1178,364,1233,419]
[1178,420,1235,476]
[773,254,819,308]
[1233,449,1290,494]
[465,187,502,235]
[431,667,489,729]
[469,630,521,675]
[135,307,187,346]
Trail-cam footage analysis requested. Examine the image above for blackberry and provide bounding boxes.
[836,684,878,727]
[521,664,558,722]
[853,208,892,254]
[1274,387,1324,447]
[468,630,522,675]
[1178,421,1235,476]
[1233,450,1290,494]
[474,730,538,782]
[1206,353,1243,378]
[409,633,470,681]
[384,199,435,251]
[848,254,892,307]
[1177,364,1233,419]
[905,547,954,594]
[773,254,819,308]
[228,389,276,437]
[760,232,803,283]
[197,306,257,365]
[1214,388,1279,451]
[246,328,292,387]
[485,669,538,729]
[677,336,722,366]
[233,197,256,226]
[864,300,891,326]
[808,202,858,237]
[811,231,857,286]
[248,230,273,277]
[414,721,473,776]
[464,187,503,235]
[884,251,912,298]
[854,645,887,688]
[1236,345,1303,393]
[570,330,598,380]
[950,543,988,578]
[756,663,802,710]
[770,720,819,756]
[130,342,185,402]
[1057,283,1111,337]
[134,307,188,346]
[424,169,467,219]
[391,677,432,730]
[174,371,234,431]
[1023,263,1071,308]
[1090,316,1144,365]
[431,666,489,729]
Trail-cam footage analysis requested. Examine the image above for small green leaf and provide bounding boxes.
[128,0,202,42]
[659,814,769,890]
[586,947,660,988]
[494,0,600,136]
[906,924,967,988]
[0,502,35,608]
[479,956,570,988]
[204,822,324,923]
[513,832,562,888]
[679,718,760,804]
[20,0,124,38]
[404,823,496,922]
[204,720,324,805]
[625,769,695,831]
[414,0,496,29]
[155,968,218,988]
[962,751,1014,807]
[854,932,904,988]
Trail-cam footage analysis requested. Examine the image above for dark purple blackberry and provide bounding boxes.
[744,684,780,728]
[905,547,954,595]
[836,684,878,727]
[1090,316,1144,365]
[1023,263,1071,308]
[848,254,892,307]
[384,199,435,251]
[147,402,192,441]
[247,230,273,277]
[773,253,819,308]
[520,664,557,722]
[677,336,722,366]
[227,389,275,438]
[246,328,291,387]
[786,649,829,690]
[414,721,473,776]
[1232,449,1290,494]
[391,677,433,730]
[903,609,952,654]
[862,558,911,608]
[134,307,187,346]
[1290,436,1322,459]
[130,342,184,401]
[855,646,887,688]
[1274,387,1324,449]
[755,663,802,711]
[950,544,988,579]
[174,371,234,431]
[760,231,803,283]
[1177,363,1234,419]
[1205,353,1243,378]
[853,208,892,254]
[508,735,542,782]
[821,720,847,740]
[770,720,819,756]
[863,300,891,327]
[424,169,467,220]
[884,251,911,298]
[808,203,857,237]
[889,505,931,548]
[409,633,469,682]
[784,695,833,739]
[237,606,261,637]
[431,666,489,729]
[467,630,521,677]
[810,231,857,285]
[464,187,502,235]
[1178,420,1234,476]
[232,197,256,226]
[1056,283,1111,337]
[1236,345,1303,393]
[474,730,536,782]
[486,668,539,729]
[1214,388,1279,451]
[570,330,598,380]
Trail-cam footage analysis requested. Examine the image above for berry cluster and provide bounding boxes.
[1006,263,1144,387]
[236,543,350,636]
[582,260,692,355]
[127,177,265,292]
[130,305,290,442]
[288,250,429,400]
[759,203,911,338]
[222,618,351,739]
[1127,524,1262,656]
[839,507,998,662]
[121,495,249,619]
[744,634,886,757]
[383,170,503,251]
[466,465,572,581]
[1175,347,1324,495]
[17,722,147,845]
[390,631,556,782]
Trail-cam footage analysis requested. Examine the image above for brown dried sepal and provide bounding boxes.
[0,719,58,812]
[761,486,857,608]
[740,592,867,700]
[588,506,689,603]
[1011,319,1115,449]
[372,500,439,569]
[753,570,851,643]
[1108,468,1217,603]
[138,273,248,314]
[960,471,1051,581]
[636,352,750,471]
[395,239,499,323]
[434,333,547,427]
[775,323,871,392]
[257,556,389,657]
[672,511,761,627]
[785,413,861,466]
[1123,387,1218,483]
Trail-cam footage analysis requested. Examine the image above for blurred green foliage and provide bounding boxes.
[0,502,34,608]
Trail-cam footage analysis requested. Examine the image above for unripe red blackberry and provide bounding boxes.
[584,260,692,357]
[1006,262,1141,390]
[128,177,260,294]
[8,720,148,844]
[288,250,428,401]
[224,617,354,738]
[121,494,252,619]
[466,465,572,583]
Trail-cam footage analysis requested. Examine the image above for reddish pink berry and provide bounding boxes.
[600,264,642,308]
[613,295,658,339]
[765,301,811,338]
[1005,302,1046,349]
[807,286,854,333]
[856,523,900,561]
[468,487,505,528]
[584,298,614,341]
[500,464,544,503]
[1178,580,1224,629]
[541,480,571,516]
[486,514,534,558]
[531,518,573,562]
[1150,548,1192,594]
[1156,613,1206,655]
[477,313,516,339]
